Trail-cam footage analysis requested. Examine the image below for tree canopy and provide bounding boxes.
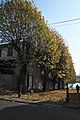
[0,0,76,93]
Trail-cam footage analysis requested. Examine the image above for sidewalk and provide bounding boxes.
[0,95,80,109]
[0,95,42,103]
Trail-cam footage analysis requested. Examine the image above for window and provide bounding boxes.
[7,47,13,56]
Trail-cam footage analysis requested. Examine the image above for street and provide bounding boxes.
[0,100,80,120]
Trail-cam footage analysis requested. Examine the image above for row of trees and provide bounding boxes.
[0,0,76,97]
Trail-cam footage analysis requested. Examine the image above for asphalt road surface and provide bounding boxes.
[0,100,80,120]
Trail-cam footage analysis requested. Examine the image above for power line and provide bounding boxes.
[50,21,80,27]
[49,18,80,25]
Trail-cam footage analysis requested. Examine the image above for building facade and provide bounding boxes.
[0,43,43,91]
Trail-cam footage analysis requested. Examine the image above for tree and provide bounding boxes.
[65,53,76,83]
[0,0,38,97]
[0,0,76,94]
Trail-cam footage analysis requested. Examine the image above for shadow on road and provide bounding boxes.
[0,104,47,120]
[0,101,80,120]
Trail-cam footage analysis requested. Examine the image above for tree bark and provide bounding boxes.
[53,79,55,90]
[61,79,64,89]
[18,79,21,98]
[17,63,27,97]
[42,68,48,91]
[42,80,46,91]
[26,73,29,90]
[58,79,60,90]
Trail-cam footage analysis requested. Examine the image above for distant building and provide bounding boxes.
[76,76,80,82]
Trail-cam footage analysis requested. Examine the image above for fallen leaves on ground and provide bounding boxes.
[21,89,79,102]
[0,88,78,102]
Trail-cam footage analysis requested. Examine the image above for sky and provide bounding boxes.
[32,0,80,76]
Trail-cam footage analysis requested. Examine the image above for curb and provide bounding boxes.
[0,97,80,110]
[0,97,27,103]
[0,97,45,104]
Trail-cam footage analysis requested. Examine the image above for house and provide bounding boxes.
[0,43,43,91]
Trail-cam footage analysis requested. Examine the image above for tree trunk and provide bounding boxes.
[61,79,64,89]
[42,68,48,91]
[17,79,21,98]
[26,73,29,90]
[42,80,46,91]
[52,77,56,90]
[17,63,27,97]
[58,79,60,90]
[53,80,55,90]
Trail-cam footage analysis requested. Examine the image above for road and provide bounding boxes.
[0,100,80,120]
